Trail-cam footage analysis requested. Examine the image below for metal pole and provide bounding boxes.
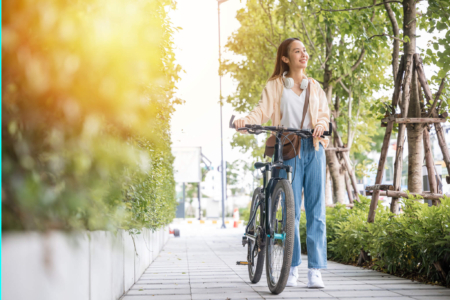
[198,181,202,220]
[218,0,226,229]
[182,182,186,219]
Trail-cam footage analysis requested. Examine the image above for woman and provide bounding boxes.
[233,38,330,288]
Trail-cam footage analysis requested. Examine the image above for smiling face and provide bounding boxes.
[281,40,309,70]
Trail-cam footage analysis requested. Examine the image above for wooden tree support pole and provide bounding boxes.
[368,120,394,222]
[325,147,350,152]
[365,184,394,191]
[380,117,446,124]
[391,122,407,214]
[368,54,411,222]
[414,53,450,183]
[435,123,450,183]
[344,172,354,204]
[423,127,440,206]
[331,119,361,202]
[378,190,444,201]
[390,54,414,215]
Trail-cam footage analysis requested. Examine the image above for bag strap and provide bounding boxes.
[300,79,310,130]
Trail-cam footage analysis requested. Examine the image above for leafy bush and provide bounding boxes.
[300,196,450,286]
[2,0,181,231]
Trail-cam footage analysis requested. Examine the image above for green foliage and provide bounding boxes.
[300,196,450,285]
[222,0,392,170]
[2,0,181,231]
[418,0,450,80]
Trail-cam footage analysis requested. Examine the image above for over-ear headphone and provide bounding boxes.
[282,71,294,89]
[283,71,309,89]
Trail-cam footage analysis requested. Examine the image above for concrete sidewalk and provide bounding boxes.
[120,224,450,300]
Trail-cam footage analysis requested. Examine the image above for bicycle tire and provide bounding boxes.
[247,187,265,283]
[265,179,295,294]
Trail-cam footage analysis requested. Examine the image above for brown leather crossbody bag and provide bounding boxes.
[264,80,310,160]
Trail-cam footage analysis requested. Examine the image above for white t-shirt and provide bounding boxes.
[280,84,312,129]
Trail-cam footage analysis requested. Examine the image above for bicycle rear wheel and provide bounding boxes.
[247,187,265,283]
[266,179,295,294]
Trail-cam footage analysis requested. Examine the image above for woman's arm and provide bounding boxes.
[234,80,276,132]
[316,85,330,131]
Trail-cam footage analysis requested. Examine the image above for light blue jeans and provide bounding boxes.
[278,137,327,269]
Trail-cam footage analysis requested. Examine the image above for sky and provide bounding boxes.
[169,0,250,174]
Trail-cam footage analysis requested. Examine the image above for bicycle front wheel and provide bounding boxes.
[247,187,265,283]
[266,179,295,294]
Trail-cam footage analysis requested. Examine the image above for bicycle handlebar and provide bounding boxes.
[229,115,332,136]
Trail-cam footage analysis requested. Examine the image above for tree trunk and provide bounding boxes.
[404,0,423,194]
[407,68,423,193]
[323,27,346,204]
[326,150,346,204]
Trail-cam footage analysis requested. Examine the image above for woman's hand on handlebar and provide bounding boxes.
[234,119,247,133]
[313,125,324,137]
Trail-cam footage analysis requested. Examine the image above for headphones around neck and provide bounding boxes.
[283,71,309,90]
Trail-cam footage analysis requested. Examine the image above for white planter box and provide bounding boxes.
[2,226,170,300]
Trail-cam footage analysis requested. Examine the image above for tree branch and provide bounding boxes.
[259,0,275,42]
[334,47,366,84]
[311,9,326,41]
[300,13,324,65]
[264,36,277,50]
[428,75,447,117]
[383,0,400,81]
[368,33,407,43]
[319,1,402,12]
[320,52,332,69]
[339,80,350,93]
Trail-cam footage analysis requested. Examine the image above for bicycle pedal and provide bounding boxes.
[236,261,249,265]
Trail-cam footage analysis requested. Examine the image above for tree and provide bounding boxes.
[362,0,450,221]
[222,0,392,203]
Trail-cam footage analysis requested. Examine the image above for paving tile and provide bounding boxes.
[131,283,191,289]
[191,292,264,300]
[119,225,446,300]
[126,288,191,295]
[373,283,445,290]
[324,290,403,297]
[122,295,192,300]
[336,298,412,300]
[393,288,450,296]
[412,296,450,300]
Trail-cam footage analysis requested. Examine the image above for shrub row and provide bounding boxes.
[300,196,450,286]
[2,0,181,231]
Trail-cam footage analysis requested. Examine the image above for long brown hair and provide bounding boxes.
[268,38,306,81]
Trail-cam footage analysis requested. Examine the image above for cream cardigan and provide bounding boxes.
[238,77,330,151]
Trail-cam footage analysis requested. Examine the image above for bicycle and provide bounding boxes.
[230,115,331,294]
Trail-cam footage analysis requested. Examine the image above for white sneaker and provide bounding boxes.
[307,268,325,288]
[285,266,298,287]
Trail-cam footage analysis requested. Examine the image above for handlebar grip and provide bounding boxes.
[323,122,332,136]
[229,115,236,129]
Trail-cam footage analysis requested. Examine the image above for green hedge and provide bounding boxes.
[300,196,450,286]
[2,0,181,231]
